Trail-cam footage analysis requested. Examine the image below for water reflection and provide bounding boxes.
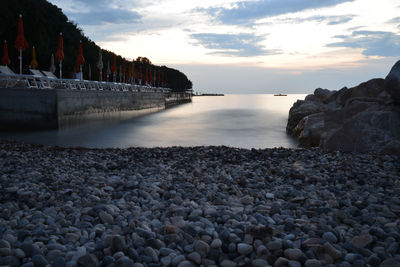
[0,94,305,149]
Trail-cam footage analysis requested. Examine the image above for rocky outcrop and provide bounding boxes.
[287,61,400,153]
[385,60,400,103]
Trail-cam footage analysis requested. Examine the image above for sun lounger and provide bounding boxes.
[0,65,40,88]
[29,69,52,89]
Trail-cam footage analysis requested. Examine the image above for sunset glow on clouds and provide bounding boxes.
[48,0,400,93]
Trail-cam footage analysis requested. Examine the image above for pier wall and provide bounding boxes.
[0,88,191,129]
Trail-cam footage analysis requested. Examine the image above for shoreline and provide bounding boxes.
[0,140,399,266]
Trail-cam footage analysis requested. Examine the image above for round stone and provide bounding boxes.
[237,243,253,255]
[210,239,222,249]
[304,259,322,267]
[187,252,201,264]
[194,240,209,258]
[322,232,338,243]
[99,211,114,224]
[267,239,283,251]
[177,260,194,267]
[284,248,304,260]
[220,259,238,267]
[252,259,269,267]
[32,254,48,267]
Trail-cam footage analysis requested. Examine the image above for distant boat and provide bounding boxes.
[274,93,287,96]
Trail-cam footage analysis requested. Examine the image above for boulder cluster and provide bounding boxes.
[287,60,400,153]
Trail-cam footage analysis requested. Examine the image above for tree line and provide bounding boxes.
[0,0,192,91]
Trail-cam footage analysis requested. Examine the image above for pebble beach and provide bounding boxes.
[0,140,399,267]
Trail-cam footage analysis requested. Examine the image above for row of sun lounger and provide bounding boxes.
[0,65,170,93]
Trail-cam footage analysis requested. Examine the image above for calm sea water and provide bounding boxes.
[1,94,305,149]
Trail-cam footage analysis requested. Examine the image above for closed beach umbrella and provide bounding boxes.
[2,41,11,66]
[29,46,38,69]
[106,61,111,81]
[122,60,126,83]
[89,63,92,80]
[157,70,161,87]
[56,33,64,78]
[126,64,131,83]
[96,49,103,81]
[111,55,117,82]
[49,53,56,73]
[131,62,135,84]
[75,40,85,80]
[14,14,29,74]
[138,67,142,85]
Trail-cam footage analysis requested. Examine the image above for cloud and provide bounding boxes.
[201,0,355,25]
[328,30,400,57]
[269,15,355,26]
[388,17,400,24]
[48,0,142,25]
[71,9,141,25]
[190,33,280,57]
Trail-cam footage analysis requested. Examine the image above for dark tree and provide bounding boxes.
[0,0,192,91]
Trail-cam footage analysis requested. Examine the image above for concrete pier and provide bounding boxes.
[0,87,191,129]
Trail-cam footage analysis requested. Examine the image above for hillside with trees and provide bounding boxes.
[0,0,192,91]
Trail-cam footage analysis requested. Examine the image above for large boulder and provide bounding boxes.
[385,60,400,103]
[286,98,326,135]
[287,62,400,153]
[293,112,325,147]
[323,108,400,153]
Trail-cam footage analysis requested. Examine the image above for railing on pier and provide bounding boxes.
[0,66,172,93]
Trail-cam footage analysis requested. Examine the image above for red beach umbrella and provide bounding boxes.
[75,40,85,80]
[2,41,11,66]
[111,55,117,82]
[14,14,29,74]
[56,33,64,78]
[145,69,149,85]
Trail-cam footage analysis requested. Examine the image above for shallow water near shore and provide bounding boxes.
[0,94,305,148]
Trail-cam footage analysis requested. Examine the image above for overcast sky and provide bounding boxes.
[48,0,400,93]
